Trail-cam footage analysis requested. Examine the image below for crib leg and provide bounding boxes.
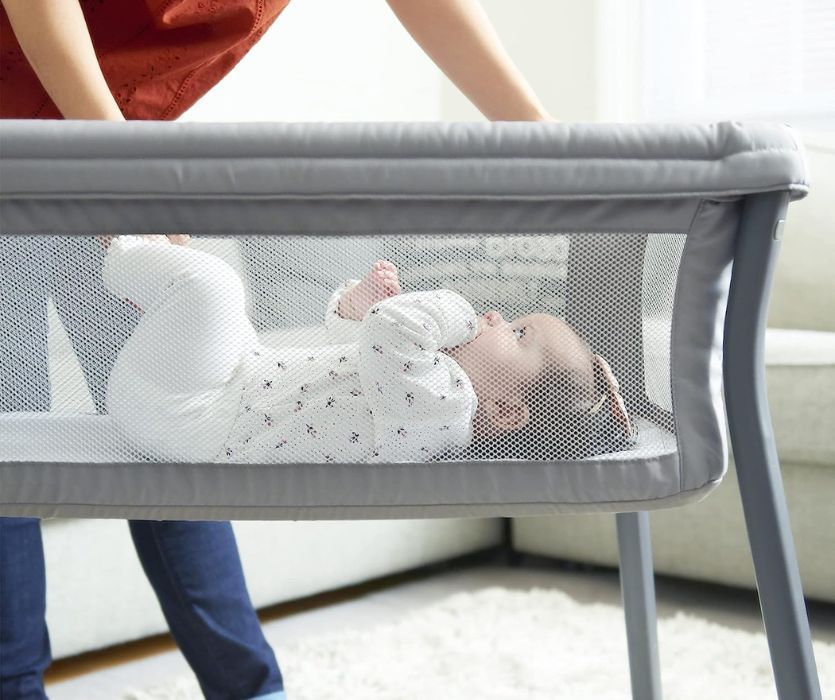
[724,192,822,699]
[616,511,663,700]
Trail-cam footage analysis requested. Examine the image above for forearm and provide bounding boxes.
[385,0,554,122]
[1,0,124,120]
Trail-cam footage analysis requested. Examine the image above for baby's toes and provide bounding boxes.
[373,267,392,286]
[383,278,401,297]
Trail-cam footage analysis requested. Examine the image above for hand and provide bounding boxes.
[475,314,489,338]
[96,234,191,248]
[165,234,191,246]
[338,260,401,320]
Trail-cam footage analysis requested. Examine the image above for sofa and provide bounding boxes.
[38,128,833,661]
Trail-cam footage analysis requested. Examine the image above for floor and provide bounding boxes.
[44,551,835,699]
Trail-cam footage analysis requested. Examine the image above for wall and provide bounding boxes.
[178,0,609,125]
[438,0,603,123]
[180,0,441,122]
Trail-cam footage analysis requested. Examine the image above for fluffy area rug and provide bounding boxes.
[122,586,834,700]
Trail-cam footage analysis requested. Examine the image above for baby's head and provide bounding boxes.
[444,310,635,460]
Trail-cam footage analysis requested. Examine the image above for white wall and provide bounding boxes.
[178,0,607,125]
[439,0,603,123]
[180,0,441,122]
[178,0,833,129]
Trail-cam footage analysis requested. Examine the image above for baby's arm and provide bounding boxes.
[358,290,479,463]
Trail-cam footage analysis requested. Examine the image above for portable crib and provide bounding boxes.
[0,119,822,698]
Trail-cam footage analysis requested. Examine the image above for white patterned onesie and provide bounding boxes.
[220,280,479,463]
[103,236,479,464]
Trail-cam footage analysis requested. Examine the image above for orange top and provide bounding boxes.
[0,0,290,120]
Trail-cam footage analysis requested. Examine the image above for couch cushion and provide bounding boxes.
[765,328,835,467]
[768,132,835,333]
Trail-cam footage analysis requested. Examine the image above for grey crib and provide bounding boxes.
[0,119,822,698]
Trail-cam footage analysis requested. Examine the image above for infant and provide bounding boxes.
[102,235,634,464]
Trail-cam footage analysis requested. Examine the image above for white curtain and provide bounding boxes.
[641,0,835,129]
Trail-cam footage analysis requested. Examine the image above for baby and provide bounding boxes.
[102,235,634,464]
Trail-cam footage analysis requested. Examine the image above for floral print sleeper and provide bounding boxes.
[219,280,479,464]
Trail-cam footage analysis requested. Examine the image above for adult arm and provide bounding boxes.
[1,0,124,120]
[384,0,556,122]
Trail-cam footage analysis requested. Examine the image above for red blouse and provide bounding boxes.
[0,0,290,120]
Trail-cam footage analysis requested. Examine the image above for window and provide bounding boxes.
[641,0,835,129]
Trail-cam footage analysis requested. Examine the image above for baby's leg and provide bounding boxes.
[102,236,258,460]
[103,235,257,392]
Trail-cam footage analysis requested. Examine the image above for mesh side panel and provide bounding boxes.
[0,233,683,464]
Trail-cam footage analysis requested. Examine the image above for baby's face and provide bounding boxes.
[447,310,591,402]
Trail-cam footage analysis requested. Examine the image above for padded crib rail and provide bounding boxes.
[0,119,809,203]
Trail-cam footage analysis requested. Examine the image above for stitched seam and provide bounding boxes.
[670,198,710,494]
[253,0,266,30]
[159,68,198,121]
[32,98,49,118]
[0,133,807,159]
[0,447,678,467]
[0,479,723,512]
[0,151,808,162]
[0,188,808,202]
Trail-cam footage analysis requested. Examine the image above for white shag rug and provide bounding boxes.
[122,586,834,700]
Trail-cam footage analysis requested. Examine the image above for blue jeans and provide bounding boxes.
[0,517,285,700]
[0,236,285,699]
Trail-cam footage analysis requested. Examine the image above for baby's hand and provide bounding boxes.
[475,314,488,339]
[338,260,401,320]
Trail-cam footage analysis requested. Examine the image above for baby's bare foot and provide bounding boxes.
[339,260,401,320]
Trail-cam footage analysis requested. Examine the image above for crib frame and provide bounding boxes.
[616,190,820,700]
[0,120,822,698]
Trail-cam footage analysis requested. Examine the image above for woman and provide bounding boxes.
[0,1,556,698]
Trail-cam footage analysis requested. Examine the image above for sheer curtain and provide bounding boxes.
[640,0,835,129]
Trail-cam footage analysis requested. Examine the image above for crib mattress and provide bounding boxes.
[0,413,705,520]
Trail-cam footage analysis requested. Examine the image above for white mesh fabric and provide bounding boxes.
[0,233,682,464]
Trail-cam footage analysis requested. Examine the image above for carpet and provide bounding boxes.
[121,586,834,700]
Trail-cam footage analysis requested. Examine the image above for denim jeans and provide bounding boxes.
[0,236,285,699]
[0,518,285,700]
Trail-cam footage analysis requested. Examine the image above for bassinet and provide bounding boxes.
[0,119,821,699]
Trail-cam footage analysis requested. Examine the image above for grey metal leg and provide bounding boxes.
[617,511,663,700]
[723,191,822,700]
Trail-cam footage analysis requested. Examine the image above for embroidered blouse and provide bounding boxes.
[0,0,290,120]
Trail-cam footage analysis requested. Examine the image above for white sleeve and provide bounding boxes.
[358,290,479,463]
[323,279,362,343]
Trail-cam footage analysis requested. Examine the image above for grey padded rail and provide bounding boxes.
[0,120,809,201]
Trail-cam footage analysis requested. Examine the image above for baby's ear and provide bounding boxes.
[486,399,530,432]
